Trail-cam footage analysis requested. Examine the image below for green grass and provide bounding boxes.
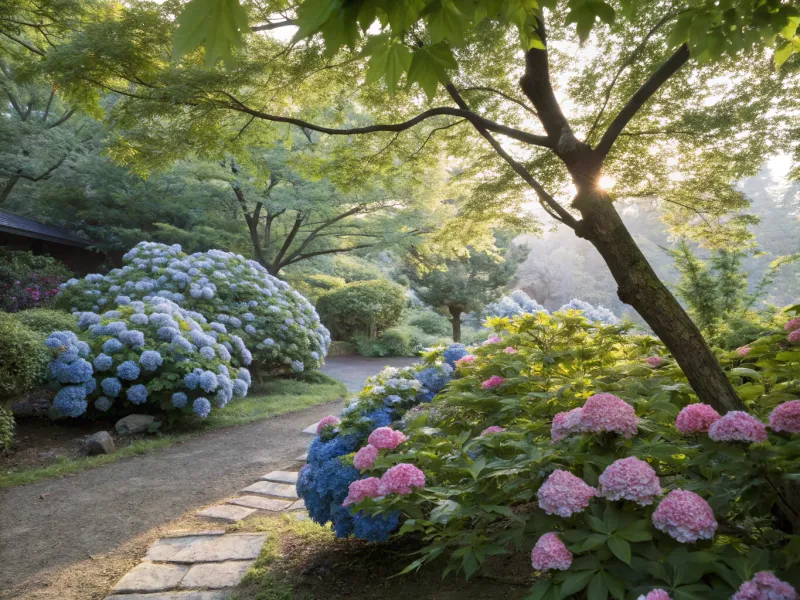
[0,374,346,489]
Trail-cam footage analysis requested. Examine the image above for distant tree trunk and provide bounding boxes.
[573,188,745,415]
[0,176,20,205]
[449,306,462,343]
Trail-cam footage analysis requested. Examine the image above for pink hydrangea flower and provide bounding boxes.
[581,393,638,438]
[343,477,381,506]
[537,469,596,517]
[770,400,800,434]
[367,427,407,450]
[481,375,505,389]
[530,533,572,571]
[482,335,501,346]
[353,444,379,470]
[789,329,800,344]
[646,356,663,368]
[378,463,425,496]
[651,489,717,543]
[481,426,506,436]
[551,407,584,442]
[736,346,751,358]
[784,317,800,332]
[732,571,797,600]
[503,346,517,354]
[675,403,721,434]
[455,355,475,367]
[598,457,662,505]
[316,415,340,434]
[708,411,767,443]
[636,591,672,600]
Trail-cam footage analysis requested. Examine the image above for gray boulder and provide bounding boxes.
[83,431,115,455]
[115,414,155,436]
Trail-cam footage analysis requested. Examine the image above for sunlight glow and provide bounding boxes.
[598,175,616,190]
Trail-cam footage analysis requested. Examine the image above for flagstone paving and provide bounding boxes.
[260,470,299,484]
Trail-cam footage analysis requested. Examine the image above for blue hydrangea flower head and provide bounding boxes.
[102,338,123,354]
[217,345,231,361]
[171,392,188,408]
[127,384,148,404]
[199,370,218,392]
[119,329,145,348]
[352,511,400,542]
[236,368,251,385]
[54,385,87,417]
[193,397,211,418]
[95,396,113,412]
[129,313,149,326]
[117,360,141,380]
[442,344,468,367]
[66,359,94,384]
[101,377,122,397]
[232,379,248,398]
[139,350,163,371]
[291,360,304,373]
[199,346,215,360]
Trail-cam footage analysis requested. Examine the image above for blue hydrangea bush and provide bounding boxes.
[57,242,330,374]
[45,297,250,419]
[296,343,468,541]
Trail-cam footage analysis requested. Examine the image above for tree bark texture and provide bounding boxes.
[449,306,462,343]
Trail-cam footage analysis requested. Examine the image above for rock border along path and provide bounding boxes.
[104,421,320,599]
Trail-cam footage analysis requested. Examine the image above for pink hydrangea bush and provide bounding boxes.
[481,426,506,436]
[708,411,767,443]
[551,407,584,442]
[378,463,425,496]
[651,489,717,543]
[454,355,475,367]
[482,335,501,346]
[736,345,751,358]
[784,317,800,332]
[769,400,800,434]
[645,356,663,368]
[581,393,638,438]
[353,444,379,470]
[367,427,407,450]
[481,375,505,389]
[503,346,517,354]
[316,415,340,434]
[789,329,800,344]
[530,533,572,571]
[675,403,721,434]
[637,591,672,600]
[597,457,662,505]
[537,469,596,517]
[343,477,381,506]
[731,571,797,600]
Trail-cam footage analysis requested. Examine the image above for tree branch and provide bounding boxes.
[46,108,74,129]
[586,11,680,142]
[273,213,305,267]
[216,91,553,148]
[0,30,45,56]
[460,86,539,118]
[285,243,379,265]
[406,119,466,161]
[250,19,295,32]
[595,44,690,160]
[445,83,579,230]
[281,205,367,266]
[18,153,67,182]
[42,89,54,123]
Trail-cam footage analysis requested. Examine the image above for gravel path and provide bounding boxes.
[320,356,417,392]
[0,400,343,597]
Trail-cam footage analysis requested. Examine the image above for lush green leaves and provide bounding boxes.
[173,0,250,66]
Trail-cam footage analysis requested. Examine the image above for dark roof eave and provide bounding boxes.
[0,225,98,250]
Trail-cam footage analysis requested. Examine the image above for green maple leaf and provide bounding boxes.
[172,0,250,67]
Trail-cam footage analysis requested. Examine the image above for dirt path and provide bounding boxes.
[320,356,417,392]
[0,399,343,599]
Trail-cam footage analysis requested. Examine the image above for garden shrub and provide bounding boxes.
[296,345,467,541]
[327,341,357,357]
[13,308,77,334]
[57,242,330,374]
[340,312,800,599]
[0,406,15,450]
[0,313,49,398]
[331,255,385,282]
[284,273,346,304]
[44,297,251,419]
[0,248,72,312]
[407,309,451,337]
[317,279,406,340]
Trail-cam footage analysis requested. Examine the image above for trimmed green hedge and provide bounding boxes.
[0,313,49,398]
[317,279,406,340]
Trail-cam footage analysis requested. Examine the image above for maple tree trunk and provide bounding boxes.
[574,190,745,415]
[449,307,462,343]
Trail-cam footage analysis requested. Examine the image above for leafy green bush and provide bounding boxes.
[0,406,13,450]
[0,313,49,397]
[331,255,385,282]
[317,279,406,340]
[0,249,73,312]
[13,308,77,334]
[327,341,357,357]
[348,312,800,599]
[407,309,451,337]
[285,273,346,304]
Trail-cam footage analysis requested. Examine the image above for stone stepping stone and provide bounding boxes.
[302,423,318,434]
[295,453,307,461]
[229,495,293,512]
[180,560,254,589]
[106,591,232,600]
[196,504,256,523]
[240,481,298,499]
[162,530,225,539]
[288,499,306,511]
[260,470,298,484]
[146,533,267,564]
[112,562,189,594]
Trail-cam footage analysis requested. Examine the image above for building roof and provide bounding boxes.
[0,209,93,249]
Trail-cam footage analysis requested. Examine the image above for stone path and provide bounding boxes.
[321,356,417,392]
[104,420,322,599]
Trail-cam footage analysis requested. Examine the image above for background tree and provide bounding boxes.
[401,239,525,342]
